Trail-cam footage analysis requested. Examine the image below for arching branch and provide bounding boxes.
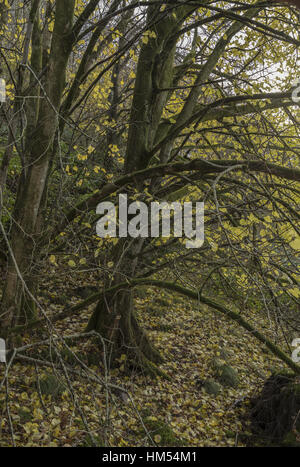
[10,279,300,375]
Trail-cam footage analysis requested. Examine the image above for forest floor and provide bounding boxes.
[0,268,287,447]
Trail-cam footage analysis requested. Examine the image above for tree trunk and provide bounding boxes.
[86,3,192,374]
[0,0,75,336]
[86,237,164,376]
[86,283,163,368]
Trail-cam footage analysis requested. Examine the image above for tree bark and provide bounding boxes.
[87,2,192,373]
[85,1,290,373]
[0,0,75,335]
[86,236,164,376]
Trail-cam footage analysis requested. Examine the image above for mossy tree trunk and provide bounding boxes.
[87,2,267,372]
[87,2,194,372]
[87,236,164,375]
[0,0,76,335]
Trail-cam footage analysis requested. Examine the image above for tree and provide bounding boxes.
[85,0,300,373]
[0,1,299,377]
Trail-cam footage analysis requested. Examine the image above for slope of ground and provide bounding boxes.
[0,277,289,447]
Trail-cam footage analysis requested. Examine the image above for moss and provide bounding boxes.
[271,367,295,380]
[38,374,66,399]
[61,347,78,364]
[18,408,32,423]
[213,361,239,388]
[218,365,239,388]
[212,357,239,388]
[140,413,186,446]
[211,357,226,370]
[80,434,104,447]
[203,379,222,396]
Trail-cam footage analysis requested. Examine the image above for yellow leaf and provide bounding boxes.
[289,288,300,298]
[290,237,299,251]
[49,255,56,265]
[210,242,218,252]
